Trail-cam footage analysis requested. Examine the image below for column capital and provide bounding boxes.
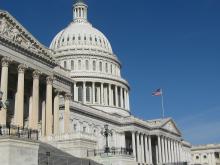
[65,93,72,100]
[46,76,53,85]
[18,64,28,73]
[54,89,62,95]
[33,70,41,79]
[1,57,12,67]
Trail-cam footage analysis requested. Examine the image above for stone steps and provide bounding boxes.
[38,142,101,165]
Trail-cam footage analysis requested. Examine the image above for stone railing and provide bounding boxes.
[43,132,97,142]
[0,124,39,140]
[87,147,133,158]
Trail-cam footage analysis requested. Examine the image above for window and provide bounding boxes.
[86,60,89,70]
[203,155,207,159]
[83,126,86,133]
[73,36,75,41]
[78,60,81,70]
[73,124,77,131]
[64,61,67,69]
[71,60,74,70]
[99,62,102,72]
[95,87,98,102]
[105,63,108,73]
[90,37,92,41]
[86,87,90,102]
[111,64,113,74]
[78,36,81,40]
[84,36,86,41]
[78,86,83,102]
[196,156,199,159]
[93,61,96,71]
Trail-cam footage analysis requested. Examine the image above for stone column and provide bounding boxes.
[115,85,118,107]
[132,132,137,161]
[136,133,140,162]
[127,90,130,110]
[140,134,145,163]
[83,82,86,103]
[148,135,152,164]
[108,84,112,106]
[158,136,162,164]
[64,93,71,133]
[124,89,127,109]
[176,141,180,162]
[164,137,168,163]
[101,83,104,105]
[53,90,60,135]
[41,101,46,136]
[145,135,149,164]
[156,144,159,164]
[30,70,41,130]
[167,138,171,163]
[15,64,27,127]
[74,82,77,101]
[45,76,53,136]
[92,82,95,104]
[120,87,123,108]
[174,140,178,163]
[0,57,11,125]
[161,136,165,164]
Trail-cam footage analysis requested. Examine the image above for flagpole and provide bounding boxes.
[161,88,165,118]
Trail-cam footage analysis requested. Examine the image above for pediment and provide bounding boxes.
[161,120,181,135]
[0,10,55,63]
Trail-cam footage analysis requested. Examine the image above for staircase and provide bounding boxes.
[38,142,102,165]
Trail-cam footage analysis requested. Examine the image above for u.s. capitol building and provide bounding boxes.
[0,0,195,165]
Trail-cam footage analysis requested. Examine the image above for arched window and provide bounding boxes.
[86,86,90,102]
[93,61,96,71]
[78,60,81,70]
[78,86,83,102]
[99,62,102,72]
[86,60,89,70]
[71,60,74,70]
[105,63,108,73]
[64,61,67,69]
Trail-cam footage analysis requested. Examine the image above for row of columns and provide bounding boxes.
[132,132,153,164]
[73,82,130,110]
[157,135,183,164]
[131,132,183,165]
[0,57,71,137]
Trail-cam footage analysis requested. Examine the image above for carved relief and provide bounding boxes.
[0,17,41,54]
[18,64,28,73]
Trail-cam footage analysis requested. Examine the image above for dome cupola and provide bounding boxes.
[73,0,88,23]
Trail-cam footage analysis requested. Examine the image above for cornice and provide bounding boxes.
[0,10,58,66]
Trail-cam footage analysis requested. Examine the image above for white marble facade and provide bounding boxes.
[0,0,193,165]
[191,144,220,165]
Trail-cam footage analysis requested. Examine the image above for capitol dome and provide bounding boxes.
[50,0,130,117]
[50,1,112,54]
[50,21,113,54]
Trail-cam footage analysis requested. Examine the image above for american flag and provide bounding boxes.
[152,88,162,96]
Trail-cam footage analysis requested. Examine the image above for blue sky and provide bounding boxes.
[1,0,220,145]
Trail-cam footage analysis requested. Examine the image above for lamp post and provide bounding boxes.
[101,124,112,153]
